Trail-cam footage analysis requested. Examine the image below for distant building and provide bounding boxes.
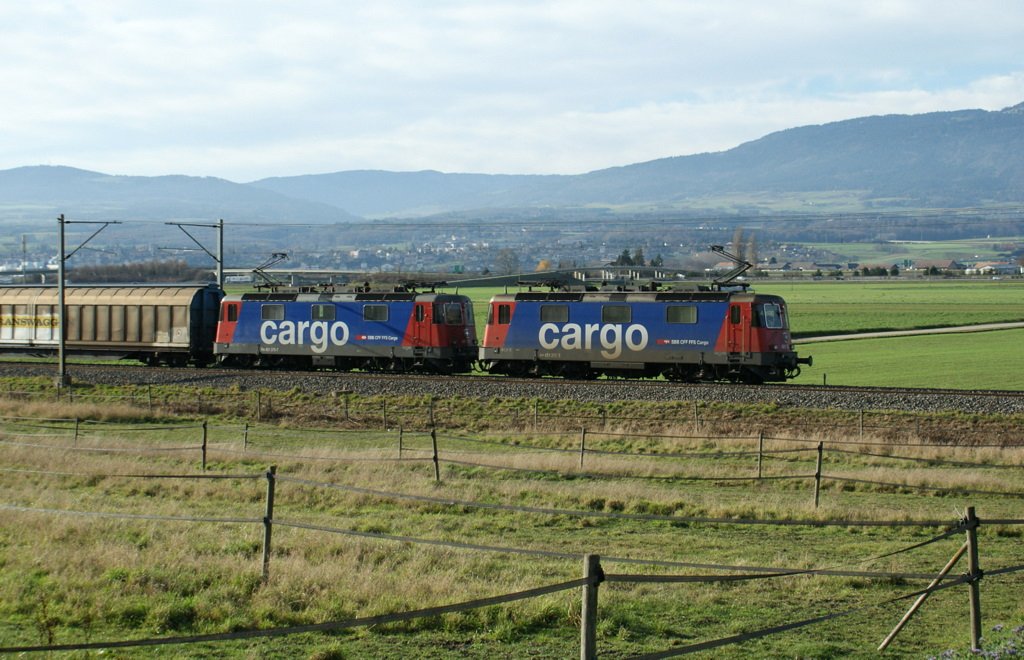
[965,262,1022,275]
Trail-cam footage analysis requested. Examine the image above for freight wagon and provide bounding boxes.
[0,285,222,366]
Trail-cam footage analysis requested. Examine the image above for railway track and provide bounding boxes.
[1,360,1022,415]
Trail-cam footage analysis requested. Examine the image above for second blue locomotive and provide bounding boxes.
[479,286,810,383]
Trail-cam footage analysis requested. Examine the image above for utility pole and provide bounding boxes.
[55,214,121,387]
[163,219,225,287]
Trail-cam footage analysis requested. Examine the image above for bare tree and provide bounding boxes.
[731,227,745,262]
[494,248,521,275]
[746,233,758,267]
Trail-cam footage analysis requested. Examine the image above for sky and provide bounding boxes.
[2,1,1023,182]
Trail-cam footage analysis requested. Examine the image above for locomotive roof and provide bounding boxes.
[491,290,748,303]
[235,291,468,303]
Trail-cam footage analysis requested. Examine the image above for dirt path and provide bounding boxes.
[794,321,1024,344]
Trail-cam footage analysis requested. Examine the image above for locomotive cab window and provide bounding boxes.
[666,305,697,324]
[540,304,568,323]
[261,304,284,321]
[363,305,388,322]
[312,304,335,321]
[415,305,425,322]
[222,304,238,322]
[602,305,631,324]
[730,305,741,324]
[488,304,511,325]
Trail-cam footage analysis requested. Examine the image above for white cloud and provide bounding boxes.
[1,1,1022,179]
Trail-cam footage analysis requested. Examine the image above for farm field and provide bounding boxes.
[791,328,1024,389]
[799,236,1024,265]
[755,279,1024,337]
[1,397,1022,658]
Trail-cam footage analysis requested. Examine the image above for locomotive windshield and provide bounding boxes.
[754,303,786,329]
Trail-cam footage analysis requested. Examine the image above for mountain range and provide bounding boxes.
[2,101,1023,223]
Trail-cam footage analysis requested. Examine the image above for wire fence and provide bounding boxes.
[1,468,1021,656]
[3,415,1023,506]
[3,411,1024,655]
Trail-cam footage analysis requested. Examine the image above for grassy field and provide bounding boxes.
[1,395,1022,658]
[756,279,1024,336]
[791,329,1024,389]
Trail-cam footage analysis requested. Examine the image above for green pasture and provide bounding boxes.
[792,328,1024,389]
[800,236,1024,265]
[756,279,1024,336]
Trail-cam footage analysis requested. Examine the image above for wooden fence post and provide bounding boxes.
[431,428,440,482]
[429,398,435,427]
[581,554,602,660]
[255,391,262,422]
[965,506,983,651]
[756,430,763,479]
[243,423,249,451]
[813,441,823,508]
[343,391,350,420]
[579,428,587,469]
[74,417,80,446]
[382,400,388,430]
[693,400,699,430]
[201,420,208,470]
[399,425,404,460]
[859,409,864,440]
[148,384,153,413]
[261,465,277,583]
[533,399,539,431]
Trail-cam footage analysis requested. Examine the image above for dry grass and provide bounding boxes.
[2,395,1023,657]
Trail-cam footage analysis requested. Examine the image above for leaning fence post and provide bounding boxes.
[533,399,539,431]
[431,428,440,482]
[756,430,764,479]
[581,554,602,660]
[965,506,983,651]
[201,420,208,470]
[579,428,587,469]
[261,465,277,583]
[878,540,969,651]
[813,441,823,508]
[382,399,388,430]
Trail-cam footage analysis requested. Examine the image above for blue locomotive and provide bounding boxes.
[480,286,810,383]
[214,287,477,373]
